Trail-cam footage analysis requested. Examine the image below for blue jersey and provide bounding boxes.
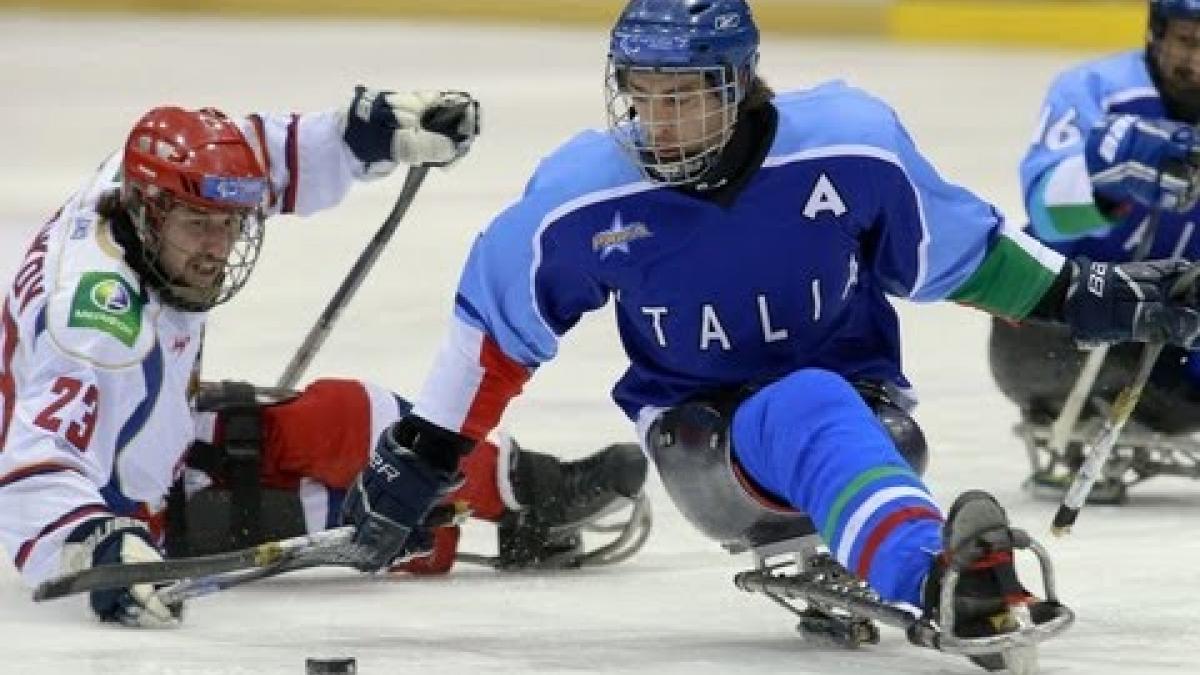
[1022,50,1200,261]
[414,82,1062,437]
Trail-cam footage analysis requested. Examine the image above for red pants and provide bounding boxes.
[252,378,508,573]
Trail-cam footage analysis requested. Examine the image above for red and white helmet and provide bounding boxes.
[121,106,268,311]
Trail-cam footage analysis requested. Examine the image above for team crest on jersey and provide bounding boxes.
[593,213,653,258]
[69,215,93,240]
[68,271,143,347]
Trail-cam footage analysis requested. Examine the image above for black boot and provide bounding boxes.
[919,491,1065,672]
[496,440,647,569]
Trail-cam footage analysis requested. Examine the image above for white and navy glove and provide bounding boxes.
[62,517,183,628]
[340,415,469,572]
[342,85,479,176]
[1062,256,1200,347]
[1085,114,1200,212]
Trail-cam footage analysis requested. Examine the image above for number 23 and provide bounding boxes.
[33,376,98,452]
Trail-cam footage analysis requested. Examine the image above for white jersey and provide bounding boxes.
[0,109,370,586]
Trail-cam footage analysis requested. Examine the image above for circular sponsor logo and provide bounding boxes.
[91,279,131,314]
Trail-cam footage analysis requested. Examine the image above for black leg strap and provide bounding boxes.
[184,380,265,550]
[216,381,263,548]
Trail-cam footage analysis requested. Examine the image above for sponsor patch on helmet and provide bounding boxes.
[200,175,267,207]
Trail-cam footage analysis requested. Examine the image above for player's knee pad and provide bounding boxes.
[854,382,928,476]
[646,402,817,553]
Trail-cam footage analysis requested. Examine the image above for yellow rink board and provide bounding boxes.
[0,1,1147,50]
[891,1,1145,51]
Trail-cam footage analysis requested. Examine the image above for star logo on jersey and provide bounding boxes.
[593,213,653,259]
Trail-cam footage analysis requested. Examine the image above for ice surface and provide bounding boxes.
[1,15,1198,674]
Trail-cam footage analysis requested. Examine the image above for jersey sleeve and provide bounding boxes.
[1020,67,1117,241]
[868,107,1065,318]
[414,187,610,440]
[0,221,166,587]
[0,307,123,587]
[238,111,362,217]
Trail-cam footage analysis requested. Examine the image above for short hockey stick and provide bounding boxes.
[276,164,430,390]
[33,526,360,602]
[1041,210,1163,470]
[34,503,467,603]
[1053,262,1200,534]
[158,497,653,603]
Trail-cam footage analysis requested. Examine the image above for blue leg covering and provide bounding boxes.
[731,369,942,607]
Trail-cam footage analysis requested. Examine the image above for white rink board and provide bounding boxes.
[1,16,1198,674]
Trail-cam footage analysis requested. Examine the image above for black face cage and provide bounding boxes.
[128,185,266,312]
[1150,16,1200,121]
[604,62,742,185]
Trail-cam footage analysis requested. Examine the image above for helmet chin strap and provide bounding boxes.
[641,149,719,185]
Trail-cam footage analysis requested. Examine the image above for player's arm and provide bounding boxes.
[0,299,179,626]
[1024,71,1200,241]
[342,197,610,570]
[239,86,479,217]
[865,103,1200,349]
[1020,69,1118,241]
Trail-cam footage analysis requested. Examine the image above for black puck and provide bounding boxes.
[305,657,356,674]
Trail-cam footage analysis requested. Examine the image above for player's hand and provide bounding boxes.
[342,85,479,176]
[1062,256,1200,348]
[62,517,183,628]
[1085,114,1200,212]
[340,416,466,572]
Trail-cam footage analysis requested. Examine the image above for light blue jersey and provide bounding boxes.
[412,82,1065,608]
[1023,50,1200,261]
[438,82,1050,426]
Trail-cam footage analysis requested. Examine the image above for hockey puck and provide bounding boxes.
[305,657,356,674]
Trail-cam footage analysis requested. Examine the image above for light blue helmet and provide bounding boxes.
[1148,0,1200,120]
[605,0,761,185]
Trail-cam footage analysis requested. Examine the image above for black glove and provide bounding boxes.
[62,517,183,628]
[341,416,470,572]
[1062,256,1200,347]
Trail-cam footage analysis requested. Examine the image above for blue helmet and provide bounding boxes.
[1150,0,1200,21]
[1149,0,1200,39]
[608,0,759,79]
[605,0,761,186]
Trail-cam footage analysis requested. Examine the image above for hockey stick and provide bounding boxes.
[34,502,469,603]
[276,164,430,390]
[33,526,361,602]
[156,496,653,603]
[1039,211,1163,474]
[1052,262,1200,534]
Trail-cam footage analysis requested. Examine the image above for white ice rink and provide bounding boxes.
[2,14,1199,674]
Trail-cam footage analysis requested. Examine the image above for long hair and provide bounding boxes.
[742,75,776,112]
